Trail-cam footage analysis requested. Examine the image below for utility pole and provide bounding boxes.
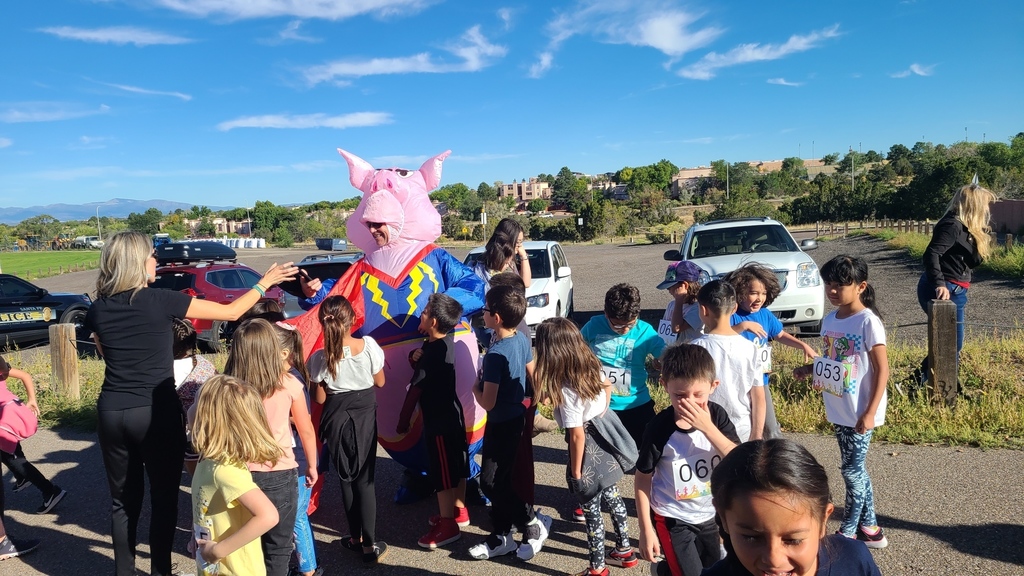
[850,146,855,194]
[96,206,102,241]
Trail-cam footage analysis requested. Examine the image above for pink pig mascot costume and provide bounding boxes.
[292,148,486,502]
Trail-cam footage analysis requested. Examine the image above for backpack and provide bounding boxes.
[0,384,38,454]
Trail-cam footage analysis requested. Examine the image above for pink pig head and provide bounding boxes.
[339,149,450,253]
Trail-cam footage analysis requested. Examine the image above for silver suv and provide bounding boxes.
[663,217,824,334]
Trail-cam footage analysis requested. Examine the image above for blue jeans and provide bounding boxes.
[916,274,967,354]
[834,424,877,535]
[292,478,317,573]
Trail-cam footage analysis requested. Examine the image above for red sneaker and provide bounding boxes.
[606,547,639,568]
[429,506,471,528]
[418,517,461,549]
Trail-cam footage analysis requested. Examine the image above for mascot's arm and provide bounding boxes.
[436,250,485,315]
[298,278,337,311]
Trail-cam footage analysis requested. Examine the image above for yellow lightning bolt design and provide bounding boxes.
[362,274,397,326]
[420,261,440,292]
[406,265,425,323]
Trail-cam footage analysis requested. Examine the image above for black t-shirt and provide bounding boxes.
[701,534,881,576]
[85,288,192,411]
[481,331,530,423]
[410,334,465,435]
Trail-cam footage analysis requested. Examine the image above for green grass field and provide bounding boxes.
[0,251,101,279]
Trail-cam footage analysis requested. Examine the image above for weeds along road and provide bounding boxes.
[33,235,1024,345]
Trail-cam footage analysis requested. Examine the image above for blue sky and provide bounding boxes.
[2,0,1022,210]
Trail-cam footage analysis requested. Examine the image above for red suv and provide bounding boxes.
[151,261,285,351]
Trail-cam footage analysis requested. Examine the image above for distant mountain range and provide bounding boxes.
[0,199,235,225]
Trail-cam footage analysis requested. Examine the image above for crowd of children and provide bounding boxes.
[0,251,890,576]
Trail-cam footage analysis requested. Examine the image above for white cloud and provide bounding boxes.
[678,24,840,80]
[216,111,393,131]
[767,77,802,87]
[263,20,322,44]
[890,63,935,78]
[147,0,432,20]
[38,26,192,46]
[529,52,554,78]
[530,1,723,78]
[302,26,506,84]
[100,82,192,101]
[0,138,11,148]
[70,135,117,150]
[0,102,110,123]
[290,160,338,172]
[498,8,513,30]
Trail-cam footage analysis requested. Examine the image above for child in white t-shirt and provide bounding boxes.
[691,281,765,442]
[656,260,704,345]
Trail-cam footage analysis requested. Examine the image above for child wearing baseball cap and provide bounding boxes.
[656,261,704,344]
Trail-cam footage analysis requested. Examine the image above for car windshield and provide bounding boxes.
[687,224,799,259]
[465,248,551,279]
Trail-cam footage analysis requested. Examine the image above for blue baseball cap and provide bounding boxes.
[657,261,703,290]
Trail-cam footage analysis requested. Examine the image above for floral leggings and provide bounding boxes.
[834,424,878,535]
[581,485,631,570]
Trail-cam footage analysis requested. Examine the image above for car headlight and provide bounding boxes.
[527,294,549,308]
[796,262,821,288]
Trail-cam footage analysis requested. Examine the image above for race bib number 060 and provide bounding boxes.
[812,356,847,397]
[601,365,631,396]
[671,455,720,501]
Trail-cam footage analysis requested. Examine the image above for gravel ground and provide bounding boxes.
[6,237,1022,575]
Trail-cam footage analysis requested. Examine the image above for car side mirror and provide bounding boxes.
[663,249,681,261]
[35,288,49,297]
[800,239,818,251]
[556,266,571,279]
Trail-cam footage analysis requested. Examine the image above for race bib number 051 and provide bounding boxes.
[601,365,631,396]
[812,356,847,397]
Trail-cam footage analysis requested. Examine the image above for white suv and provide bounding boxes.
[664,217,824,334]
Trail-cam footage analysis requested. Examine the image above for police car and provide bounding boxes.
[0,274,92,349]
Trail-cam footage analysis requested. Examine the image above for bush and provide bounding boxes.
[529,218,580,242]
[645,221,688,244]
[272,227,294,247]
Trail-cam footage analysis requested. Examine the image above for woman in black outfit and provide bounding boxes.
[84,231,296,576]
[916,180,996,373]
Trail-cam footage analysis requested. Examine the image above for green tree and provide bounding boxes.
[781,157,807,179]
[194,218,217,237]
[821,153,840,165]
[430,183,474,213]
[476,181,497,202]
[577,200,606,241]
[187,205,212,219]
[526,199,549,213]
[252,200,285,233]
[126,208,164,234]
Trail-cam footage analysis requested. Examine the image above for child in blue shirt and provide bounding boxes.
[580,283,666,450]
[723,264,817,439]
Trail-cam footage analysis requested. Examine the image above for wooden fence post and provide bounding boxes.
[927,300,958,407]
[1005,234,1014,249]
[49,324,80,400]
[844,222,849,236]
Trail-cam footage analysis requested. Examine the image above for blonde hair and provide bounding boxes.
[274,322,309,387]
[533,317,605,409]
[192,374,283,467]
[318,296,357,381]
[96,231,151,299]
[224,318,285,399]
[946,183,997,260]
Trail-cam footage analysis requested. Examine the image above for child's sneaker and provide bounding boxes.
[11,478,29,493]
[468,532,516,560]
[572,506,585,522]
[605,547,639,568]
[417,518,461,549]
[857,525,889,549]
[428,506,471,528]
[36,486,67,514]
[362,541,390,563]
[515,512,552,561]
[0,536,39,560]
[574,568,609,576]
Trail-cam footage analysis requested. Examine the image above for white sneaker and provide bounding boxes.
[468,532,516,560]
[515,511,552,561]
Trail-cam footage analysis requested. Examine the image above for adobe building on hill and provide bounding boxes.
[498,178,552,203]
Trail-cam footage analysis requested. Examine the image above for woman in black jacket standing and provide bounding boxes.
[916,180,997,369]
[85,231,296,576]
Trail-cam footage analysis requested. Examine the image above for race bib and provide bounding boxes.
[813,356,848,397]
[601,365,631,396]
[657,319,676,345]
[671,455,720,501]
[756,341,773,373]
[193,524,213,574]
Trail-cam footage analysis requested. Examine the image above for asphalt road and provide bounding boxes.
[7,239,1023,575]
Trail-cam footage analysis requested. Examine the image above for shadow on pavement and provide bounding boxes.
[878,515,1024,566]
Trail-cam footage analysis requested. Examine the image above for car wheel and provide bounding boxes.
[59,307,94,355]
[204,320,229,353]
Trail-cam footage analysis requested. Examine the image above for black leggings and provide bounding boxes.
[1,443,57,498]
[339,446,377,547]
[98,405,185,576]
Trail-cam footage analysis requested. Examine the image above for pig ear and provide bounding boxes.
[418,150,452,191]
[337,148,375,193]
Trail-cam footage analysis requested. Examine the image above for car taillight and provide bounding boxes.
[182,288,206,299]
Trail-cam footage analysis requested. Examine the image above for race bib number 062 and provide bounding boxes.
[812,356,847,397]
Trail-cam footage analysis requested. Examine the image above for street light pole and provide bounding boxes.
[96,206,102,241]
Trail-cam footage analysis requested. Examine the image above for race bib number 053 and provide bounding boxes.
[601,365,631,396]
[812,356,847,397]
